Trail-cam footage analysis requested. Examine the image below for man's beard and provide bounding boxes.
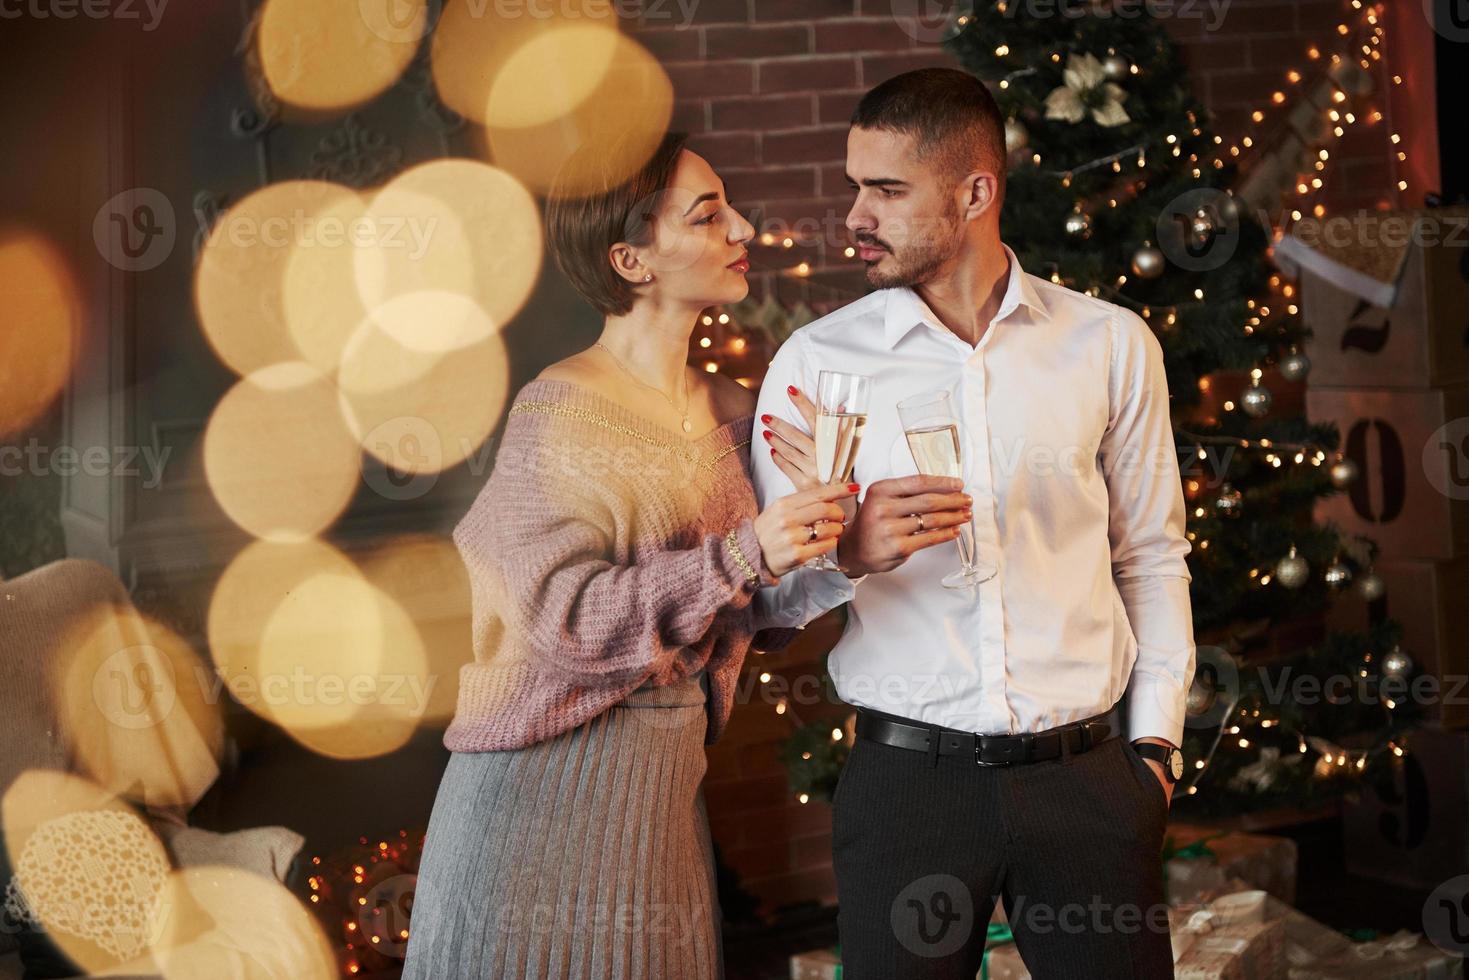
[859,203,963,290]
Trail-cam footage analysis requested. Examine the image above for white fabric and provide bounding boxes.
[751,245,1195,745]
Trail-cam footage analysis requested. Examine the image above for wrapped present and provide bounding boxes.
[980,924,1028,980]
[1287,929,1466,979]
[1164,825,1298,905]
[792,933,1035,980]
[1170,889,1288,980]
[1196,877,1466,979]
[789,946,841,980]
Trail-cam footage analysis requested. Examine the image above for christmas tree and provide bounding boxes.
[776,0,1419,818]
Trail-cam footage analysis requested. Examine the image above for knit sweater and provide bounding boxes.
[444,378,798,752]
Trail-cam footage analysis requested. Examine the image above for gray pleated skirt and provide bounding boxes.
[403,671,723,980]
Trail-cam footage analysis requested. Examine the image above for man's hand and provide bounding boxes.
[836,475,973,577]
[1134,736,1175,806]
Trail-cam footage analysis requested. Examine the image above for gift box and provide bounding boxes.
[793,935,1032,980]
[1164,825,1298,906]
[1197,877,1466,980]
[1170,888,1288,980]
[1287,929,1465,979]
[789,946,841,980]
[979,925,1028,980]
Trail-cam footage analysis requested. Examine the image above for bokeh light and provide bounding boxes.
[203,362,361,542]
[354,159,541,345]
[480,29,673,197]
[257,0,426,116]
[153,865,336,979]
[208,539,429,759]
[281,188,371,375]
[337,326,508,476]
[50,603,225,809]
[1,771,168,975]
[359,533,472,726]
[195,180,352,377]
[0,229,77,439]
[483,23,623,130]
[429,0,614,126]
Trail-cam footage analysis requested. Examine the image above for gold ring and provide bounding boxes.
[807,523,819,542]
[915,513,926,532]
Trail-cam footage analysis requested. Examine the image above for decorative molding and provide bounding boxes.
[401,50,464,137]
[308,113,404,188]
[232,3,279,139]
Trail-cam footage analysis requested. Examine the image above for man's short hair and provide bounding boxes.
[851,68,1006,188]
[546,131,689,318]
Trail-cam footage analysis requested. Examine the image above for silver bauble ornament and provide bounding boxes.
[1064,210,1092,239]
[1324,557,1353,590]
[1214,483,1243,517]
[1382,646,1413,679]
[1004,117,1029,153]
[1330,456,1360,488]
[1218,191,1241,224]
[1357,570,1386,602]
[1279,349,1311,382]
[1131,243,1165,279]
[1275,545,1309,589]
[1241,382,1273,418]
[1186,678,1217,716]
[1102,54,1130,80]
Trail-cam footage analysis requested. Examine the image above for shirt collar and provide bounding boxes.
[881,243,1050,350]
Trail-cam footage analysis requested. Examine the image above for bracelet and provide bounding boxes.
[725,528,763,587]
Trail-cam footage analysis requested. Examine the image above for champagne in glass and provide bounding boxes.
[806,370,872,571]
[895,389,996,589]
[814,412,866,486]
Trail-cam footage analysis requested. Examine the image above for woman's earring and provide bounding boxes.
[643,273,653,282]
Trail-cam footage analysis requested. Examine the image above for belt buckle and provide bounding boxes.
[974,736,1005,766]
[975,732,1032,766]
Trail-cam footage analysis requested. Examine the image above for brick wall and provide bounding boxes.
[620,0,1427,919]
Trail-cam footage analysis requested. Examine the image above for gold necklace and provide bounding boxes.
[592,342,694,433]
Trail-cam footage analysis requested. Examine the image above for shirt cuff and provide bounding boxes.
[1125,670,1188,746]
[756,564,858,629]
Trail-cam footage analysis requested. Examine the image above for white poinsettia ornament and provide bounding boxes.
[1044,52,1130,127]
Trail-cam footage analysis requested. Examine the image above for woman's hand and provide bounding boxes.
[753,481,859,579]
[761,385,820,490]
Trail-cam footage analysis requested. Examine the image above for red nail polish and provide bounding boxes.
[847,483,861,493]
[787,385,799,396]
[770,448,777,457]
[762,430,773,440]
[760,414,772,424]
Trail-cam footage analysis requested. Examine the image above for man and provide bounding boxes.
[752,68,1194,979]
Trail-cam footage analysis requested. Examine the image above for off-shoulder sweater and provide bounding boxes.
[443,378,798,751]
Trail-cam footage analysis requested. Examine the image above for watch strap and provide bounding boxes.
[1132,741,1180,781]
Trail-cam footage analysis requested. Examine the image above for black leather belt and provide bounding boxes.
[855,704,1122,766]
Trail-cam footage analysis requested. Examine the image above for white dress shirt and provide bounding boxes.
[751,244,1196,746]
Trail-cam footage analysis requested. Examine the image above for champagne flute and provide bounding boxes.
[806,370,872,571]
[896,389,996,589]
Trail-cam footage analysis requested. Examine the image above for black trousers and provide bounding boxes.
[831,712,1173,979]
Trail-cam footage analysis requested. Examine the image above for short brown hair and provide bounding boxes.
[546,132,690,318]
[852,69,1005,189]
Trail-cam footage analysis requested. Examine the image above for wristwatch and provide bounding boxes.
[1132,741,1185,783]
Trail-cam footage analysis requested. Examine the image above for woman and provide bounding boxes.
[402,133,853,980]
